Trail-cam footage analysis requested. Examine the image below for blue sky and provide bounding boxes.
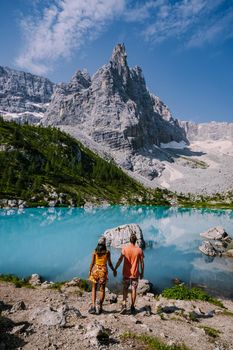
[0,0,233,123]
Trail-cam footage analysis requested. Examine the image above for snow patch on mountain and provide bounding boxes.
[160,141,187,149]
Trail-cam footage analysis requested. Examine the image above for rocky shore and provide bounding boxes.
[0,277,233,350]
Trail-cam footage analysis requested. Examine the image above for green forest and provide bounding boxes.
[0,118,169,207]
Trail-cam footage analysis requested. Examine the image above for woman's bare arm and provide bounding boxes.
[108,251,117,277]
[89,252,95,276]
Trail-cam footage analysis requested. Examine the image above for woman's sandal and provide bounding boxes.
[88,306,96,314]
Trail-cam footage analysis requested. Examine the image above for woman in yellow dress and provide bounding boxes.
[89,236,116,314]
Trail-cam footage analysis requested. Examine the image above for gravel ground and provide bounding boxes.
[1,282,233,350]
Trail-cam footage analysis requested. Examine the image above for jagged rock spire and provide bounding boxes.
[110,43,129,84]
[70,69,91,89]
[110,43,127,66]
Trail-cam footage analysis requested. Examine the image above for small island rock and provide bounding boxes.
[103,223,145,249]
[223,249,233,258]
[200,226,231,241]
[199,241,217,257]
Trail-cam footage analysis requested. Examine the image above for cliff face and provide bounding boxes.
[44,44,187,152]
[0,66,55,122]
[179,120,233,141]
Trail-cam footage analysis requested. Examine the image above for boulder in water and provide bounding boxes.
[223,249,233,258]
[199,227,232,257]
[200,226,231,241]
[103,223,145,249]
[199,241,217,257]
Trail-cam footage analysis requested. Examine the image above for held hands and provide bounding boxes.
[113,268,117,277]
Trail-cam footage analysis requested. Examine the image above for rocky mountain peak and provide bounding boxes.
[110,43,127,67]
[109,43,130,84]
[0,66,55,123]
[43,43,187,184]
[69,69,91,91]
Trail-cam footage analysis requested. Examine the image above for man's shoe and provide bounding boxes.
[88,306,96,314]
[130,305,136,314]
[120,304,127,315]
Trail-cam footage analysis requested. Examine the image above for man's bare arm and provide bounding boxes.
[140,256,144,279]
[107,251,115,271]
[115,254,124,271]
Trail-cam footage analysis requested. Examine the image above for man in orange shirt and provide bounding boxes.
[115,233,144,314]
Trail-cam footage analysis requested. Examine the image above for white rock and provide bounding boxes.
[85,321,109,346]
[32,304,81,327]
[103,223,145,249]
[223,249,233,258]
[48,200,57,207]
[28,274,42,286]
[200,226,230,241]
[199,241,217,257]
[137,279,153,295]
[10,300,26,313]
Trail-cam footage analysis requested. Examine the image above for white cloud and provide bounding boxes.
[128,0,233,48]
[124,0,164,22]
[16,0,125,75]
[141,0,219,43]
[16,0,233,75]
[187,8,233,47]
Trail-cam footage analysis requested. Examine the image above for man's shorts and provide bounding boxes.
[123,277,139,289]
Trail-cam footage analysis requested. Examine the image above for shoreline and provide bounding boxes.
[1,202,233,210]
[1,273,232,302]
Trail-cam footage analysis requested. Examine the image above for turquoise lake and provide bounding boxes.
[1,206,233,298]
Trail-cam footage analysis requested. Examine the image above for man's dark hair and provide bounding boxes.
[130,233,137,244]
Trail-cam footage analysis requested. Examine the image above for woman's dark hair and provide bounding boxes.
[95,243,107,256]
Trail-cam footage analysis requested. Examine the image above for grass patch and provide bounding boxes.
[121,332,190,350]
[50,281,67,291]
[77,279,92,292]
[180,157,208,169]
[50,278,91,292]
[162,285,224,308]
[0,274,34,288]
[199,326,221,338]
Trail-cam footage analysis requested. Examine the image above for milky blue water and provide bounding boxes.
[1,206,233,298]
